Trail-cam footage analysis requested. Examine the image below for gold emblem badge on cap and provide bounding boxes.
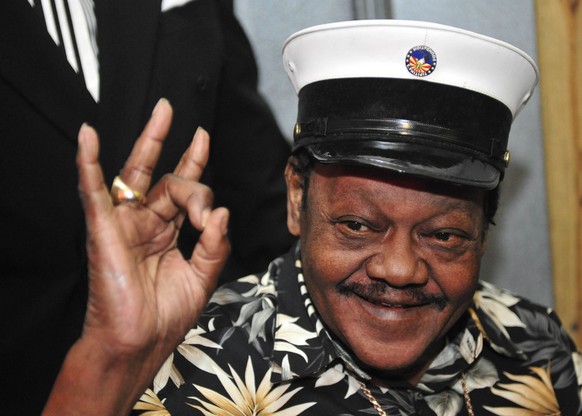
[283,20,539,190]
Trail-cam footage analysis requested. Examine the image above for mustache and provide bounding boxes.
[337,280,447,311]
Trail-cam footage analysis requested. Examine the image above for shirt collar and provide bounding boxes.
[269,244,341,383]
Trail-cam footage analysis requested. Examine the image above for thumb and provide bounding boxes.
[189,207,230,293]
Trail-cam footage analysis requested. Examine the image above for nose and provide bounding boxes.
[365,232,429,287]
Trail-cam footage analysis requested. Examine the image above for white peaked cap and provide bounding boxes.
[281,20,539,189]
[283,19,538,117]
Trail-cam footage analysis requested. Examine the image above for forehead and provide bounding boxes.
[308,163,485,209]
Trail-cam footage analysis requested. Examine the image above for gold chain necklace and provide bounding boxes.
[461,371,475,416]
[358,381,388,416]
[359,372,474,416]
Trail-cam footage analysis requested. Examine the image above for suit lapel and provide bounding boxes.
[0,1,98,143]
[95,0,161,180]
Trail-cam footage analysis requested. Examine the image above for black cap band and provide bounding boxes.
[293,78,513,188]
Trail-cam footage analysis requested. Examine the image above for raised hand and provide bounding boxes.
[43,99,230,415]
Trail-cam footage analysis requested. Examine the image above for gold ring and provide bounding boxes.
[110,176,146,206]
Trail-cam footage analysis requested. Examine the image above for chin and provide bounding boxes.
[343,327,449,384]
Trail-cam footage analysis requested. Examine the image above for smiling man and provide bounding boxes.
[127,20,580,415]
[44,20,582,416]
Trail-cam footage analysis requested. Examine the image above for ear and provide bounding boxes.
[285,159,304,237]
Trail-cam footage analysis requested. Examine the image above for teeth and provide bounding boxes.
[376,300,398,307]
[377,301,419,308]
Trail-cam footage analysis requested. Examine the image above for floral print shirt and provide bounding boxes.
[134,245,582,415]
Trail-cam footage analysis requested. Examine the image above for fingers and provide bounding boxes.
[77,124,111,225]
[118,98,174,195]
[189,207,230,293]
[146,174,214,230]
[146,126,212,229]
[79,96,218,243]
[173,127,210,181]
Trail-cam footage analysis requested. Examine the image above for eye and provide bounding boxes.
[341,221,368,232]
[423,230,469,249]
[434,231,454,242]
[345,221,367,232]
[334,218,374,236]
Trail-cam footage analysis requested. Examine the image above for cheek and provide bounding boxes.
[300,210,335,282]
[431,254,481,307]
[299,231,354,310]
[299,221,365,288]
[300,234,345,289]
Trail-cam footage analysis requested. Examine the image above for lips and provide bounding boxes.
[338,281,447,311]
[361,294,428,308]
[352,290,429,309]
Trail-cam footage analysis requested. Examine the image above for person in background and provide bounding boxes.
[0,1,294,414]
[45,20,582,415]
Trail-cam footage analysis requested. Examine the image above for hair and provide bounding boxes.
[289,148,500,233]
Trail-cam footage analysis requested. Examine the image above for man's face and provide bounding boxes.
[286,161,487,384]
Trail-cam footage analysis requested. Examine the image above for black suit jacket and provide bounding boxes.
[0,1,294,413]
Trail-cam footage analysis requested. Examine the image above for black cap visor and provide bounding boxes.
[295,78,513,190]
[305,139,500,189]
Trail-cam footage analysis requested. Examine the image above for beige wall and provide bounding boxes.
[534,0,581,346]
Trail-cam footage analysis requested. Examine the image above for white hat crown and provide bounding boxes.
[283,19,538,117]
[282,20,539,189]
